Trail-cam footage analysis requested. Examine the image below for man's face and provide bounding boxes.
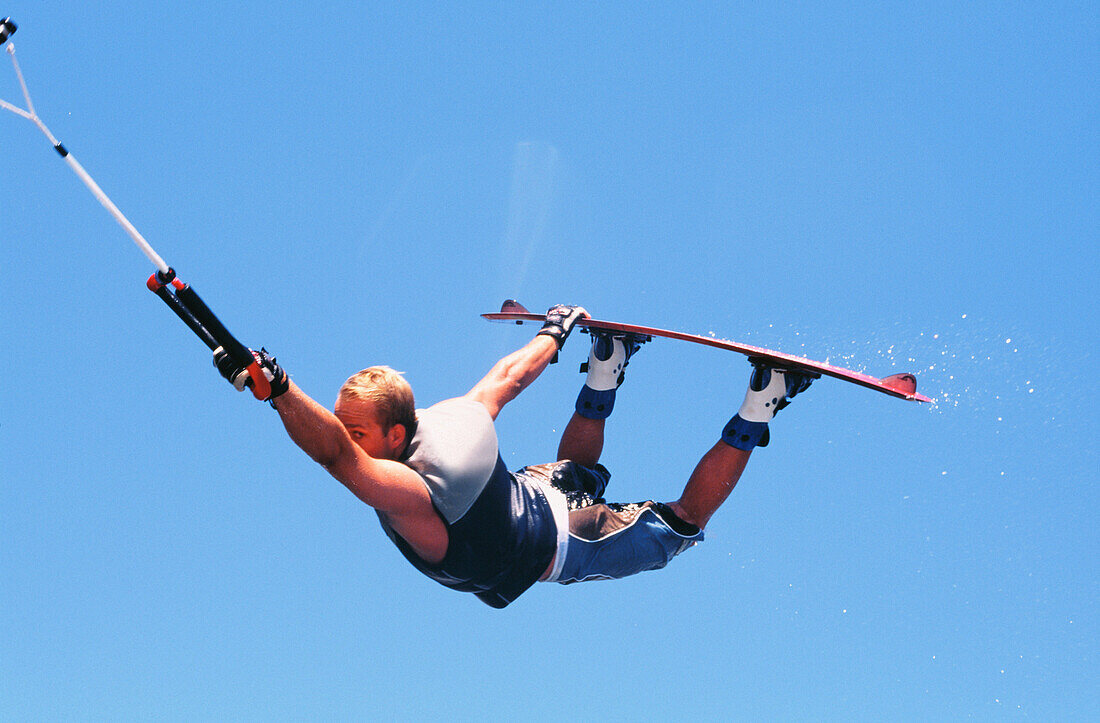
[334,398,400,460]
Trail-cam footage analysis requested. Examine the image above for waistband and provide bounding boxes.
[530,477,570,582]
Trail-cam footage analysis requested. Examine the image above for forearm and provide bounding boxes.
[269,381,352,468]
[467,334,560,416]
[492,334,560,395]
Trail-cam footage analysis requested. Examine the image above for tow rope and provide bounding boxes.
[1,18,271,399]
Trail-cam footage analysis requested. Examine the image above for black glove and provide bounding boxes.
[213,347,289,401]
[214,347,252,392]
[537,304,589,349]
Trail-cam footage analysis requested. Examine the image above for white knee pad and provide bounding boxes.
[736,368,789,423]
[584,337,631,392]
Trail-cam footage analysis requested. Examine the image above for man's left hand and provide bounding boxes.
[537,304,589,349]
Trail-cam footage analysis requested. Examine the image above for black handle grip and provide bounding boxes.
[174,284,254,368]
[152,285,221,351]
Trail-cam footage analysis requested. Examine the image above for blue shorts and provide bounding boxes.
[514,461,704,584]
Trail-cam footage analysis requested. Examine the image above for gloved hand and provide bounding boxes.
[214,346,252,392]
[213,347,289,401]
[537,304,589,349]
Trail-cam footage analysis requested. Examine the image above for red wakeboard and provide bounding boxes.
[483,300,933,403]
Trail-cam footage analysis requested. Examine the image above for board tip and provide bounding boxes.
[881,373,918,396]
[882,373,934,403]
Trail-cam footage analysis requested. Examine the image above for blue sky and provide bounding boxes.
[2,2,1096,719]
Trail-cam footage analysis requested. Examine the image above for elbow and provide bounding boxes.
[318,442,358,481]
[313,449,342,471]
[303,429,353,471]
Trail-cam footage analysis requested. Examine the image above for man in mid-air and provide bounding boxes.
[217,305,812,608]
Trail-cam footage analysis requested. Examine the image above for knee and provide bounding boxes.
[667,500,707,530]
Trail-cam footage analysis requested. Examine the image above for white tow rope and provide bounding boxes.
[2,19,276,400]
[1,37,171,275]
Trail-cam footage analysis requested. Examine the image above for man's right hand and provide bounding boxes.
[213,347,289,401]
[214,347,252,392]
[537,304,589,349]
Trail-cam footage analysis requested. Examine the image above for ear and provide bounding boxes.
[386,423,407,451]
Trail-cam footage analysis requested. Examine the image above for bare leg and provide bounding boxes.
[669,441,752,529]
[557,413,605,468]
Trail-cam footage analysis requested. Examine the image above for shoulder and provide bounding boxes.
[418,397,494,431]
[403,397,501,524]
[405,397,498,471]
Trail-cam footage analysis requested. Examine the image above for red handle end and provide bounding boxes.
[246,361,272,401]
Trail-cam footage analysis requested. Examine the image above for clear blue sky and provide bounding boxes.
[3,2,1096,719]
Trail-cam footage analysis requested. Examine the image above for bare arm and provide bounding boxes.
[464,334,561,419]
[269,382,432,517]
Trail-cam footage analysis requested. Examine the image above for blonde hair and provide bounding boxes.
[337,366,417,434]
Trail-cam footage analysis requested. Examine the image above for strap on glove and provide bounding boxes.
[537,304,589,350]
[214,347,289,402]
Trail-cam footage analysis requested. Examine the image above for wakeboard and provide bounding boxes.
[483,300,933,403]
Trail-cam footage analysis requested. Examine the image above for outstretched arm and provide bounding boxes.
[465,304,589,419]
[465,334,560,419]
[268,381,353,469]
[214,350,452,562]
[269,380,447,562]
[270,382,431,516]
